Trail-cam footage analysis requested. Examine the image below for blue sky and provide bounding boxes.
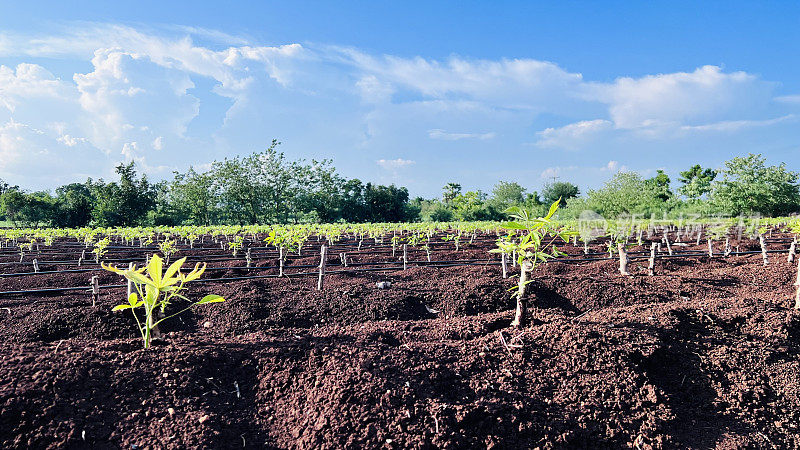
[1,1,799,197]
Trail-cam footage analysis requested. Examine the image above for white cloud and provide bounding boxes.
[0,118,104,185]
[594,65,774,129]
[152,136,163,150]
[56,134,87,147]
[0,63,75,112]
[356,75,394,104]
[679,114,795,132]
[427,129,496,141]
[535,119,613,150]
[603,160,625,172]
[377,158,415,169]
[339,48,588,113]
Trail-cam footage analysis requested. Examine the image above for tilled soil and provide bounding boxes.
[2,239,800,448]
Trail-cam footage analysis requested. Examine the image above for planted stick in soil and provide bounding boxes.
[760,235,769,266]
[90,275,99,307]
[663,234,673,256]
[648,243,657,276]
[795,257,800,309]
[317,245,327,291]
[618,243,630,276]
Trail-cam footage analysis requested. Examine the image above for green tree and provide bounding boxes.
[52,183,94,227]
[422,200,455,221]
[339,179,368,222]
[490,181,526,208]
[541,181,580,206]
[212,140,306,224]
[301,159,346,223]
[442,182,462,203]
[711,153,800,216]
[678,165,717,201]
[92,163,157,226]
[168,167,218,225]
[451,191,491,220]
[585,172,663,217]
[364,183,413,222]
[646,169,672,202]
[0,189,56,226]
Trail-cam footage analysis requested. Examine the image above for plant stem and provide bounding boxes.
[512,261,531,328]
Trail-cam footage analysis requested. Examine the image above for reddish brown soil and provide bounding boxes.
[2,235,800,448]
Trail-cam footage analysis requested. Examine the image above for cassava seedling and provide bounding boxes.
[93,238,110,263]
[491,199,574,328]
[158,239,179,265]
[103,255,225,349]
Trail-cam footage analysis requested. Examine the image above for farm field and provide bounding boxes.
[2,224,800,448]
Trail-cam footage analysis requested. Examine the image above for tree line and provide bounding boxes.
[0,140,416,227]
[1,148,798,227]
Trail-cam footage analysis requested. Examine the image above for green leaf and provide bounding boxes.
[197,294,225,305]
[501,221,528,230]
[544,199,561,220]
[147,254,163,286]
[163,257,186,282]
[126,270,154,287]
[113,304,134,311]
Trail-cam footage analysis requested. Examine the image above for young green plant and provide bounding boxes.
[491,199,574,328]
[103,254,225,349]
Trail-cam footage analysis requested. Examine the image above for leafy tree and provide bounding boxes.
[212,140,306,224]
[92,163,157,226]
[364,183,413,222]
[168,167,218,225]
[442,182,462,203]
[585,172,664,217]
[711,153,800,216]
[451,191,491,221]
[339,179,368,222]
[148,181,186,226]
[0,189,56,226]
[541,181,580,206]
[301,159,346,223]
[423,201,455,221]
[212,154,264,224]
[489,181,526,210]
[678,165,717,201]
[646,169,672,202]
[52,183,94,227]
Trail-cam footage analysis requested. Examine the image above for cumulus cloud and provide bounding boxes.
[593,65,774,129]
